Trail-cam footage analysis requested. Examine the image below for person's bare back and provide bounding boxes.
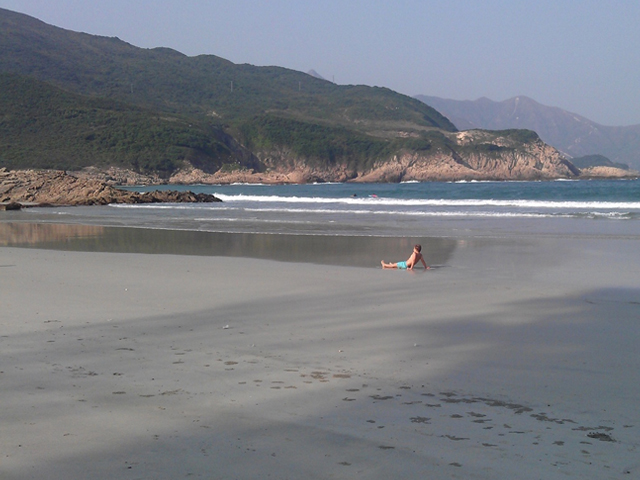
[381,244,429,270]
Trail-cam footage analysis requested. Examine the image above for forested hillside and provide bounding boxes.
[0,73,248,174]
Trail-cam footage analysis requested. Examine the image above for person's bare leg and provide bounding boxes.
[381,261,397,269]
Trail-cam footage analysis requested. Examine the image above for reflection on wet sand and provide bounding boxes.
[0,223,105,246]
[0,222,457,268]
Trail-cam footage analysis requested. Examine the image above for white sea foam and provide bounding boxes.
[110,204,236,210]
[211,194,640,210]
[219,206,576,219]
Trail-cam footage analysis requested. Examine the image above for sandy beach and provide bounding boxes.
[1,228,639,479]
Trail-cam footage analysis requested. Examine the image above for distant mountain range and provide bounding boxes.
[415,95,640,170]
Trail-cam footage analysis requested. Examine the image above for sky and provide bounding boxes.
[2,0,639,126]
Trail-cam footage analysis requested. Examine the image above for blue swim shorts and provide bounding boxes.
[397,261,407,269]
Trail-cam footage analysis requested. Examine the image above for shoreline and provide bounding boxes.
[2,221,639,478]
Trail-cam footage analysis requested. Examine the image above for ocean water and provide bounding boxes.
[11,179,640,238]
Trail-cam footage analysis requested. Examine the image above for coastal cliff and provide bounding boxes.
[164,130,594,184]
[352,131,580,182]
[94,129,637,186]
[0,169,221,206]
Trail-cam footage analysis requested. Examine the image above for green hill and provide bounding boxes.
[1,7,583,182]
[0,8,455,134]
[0,73,249,175]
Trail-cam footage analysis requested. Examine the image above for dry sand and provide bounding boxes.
[1,233,639,479]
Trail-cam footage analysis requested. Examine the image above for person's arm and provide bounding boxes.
[420,257,429,269]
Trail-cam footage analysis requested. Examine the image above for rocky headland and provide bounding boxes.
[157,130,638,184]
[0,168,221,207]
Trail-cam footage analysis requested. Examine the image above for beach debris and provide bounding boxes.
[587,432,616,442]
[223,325,229,329]
[370,394,394,401]
[410,416,431,424]
[443,435,470,441]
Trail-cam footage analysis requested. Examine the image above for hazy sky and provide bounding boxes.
[2,0,639,126]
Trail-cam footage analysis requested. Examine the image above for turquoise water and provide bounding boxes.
[15,179,640,238]
[125,178,640,204]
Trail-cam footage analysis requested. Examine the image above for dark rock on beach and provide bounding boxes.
[0,168,221,207]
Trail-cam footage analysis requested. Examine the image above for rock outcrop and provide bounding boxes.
[356,131,581,182]
[71,167,164,186]
[0,169,221,206]
[575,166,639,178]
[163,130,597,184]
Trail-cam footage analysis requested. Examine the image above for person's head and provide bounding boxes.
[414,244,422,253]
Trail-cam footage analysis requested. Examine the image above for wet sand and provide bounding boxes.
[0,222,457,268]
[1,231,639,479]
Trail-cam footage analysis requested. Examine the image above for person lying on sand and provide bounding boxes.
[381,244,429,270]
